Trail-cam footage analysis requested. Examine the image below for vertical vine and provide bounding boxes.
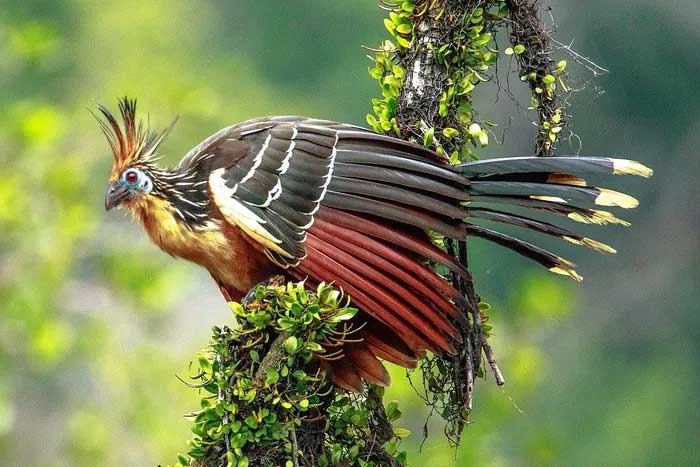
[505,0,570,155]
[366,0,583,445]
[368,0,512,445]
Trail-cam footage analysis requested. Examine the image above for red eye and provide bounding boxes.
[125,171,138,184]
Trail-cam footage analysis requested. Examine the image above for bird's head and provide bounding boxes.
[95,97,173,211]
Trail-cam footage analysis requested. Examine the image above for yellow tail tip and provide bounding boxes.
[611,159,654,178]
[563,236,617,254]
[549,265,583,282]
[567,210,631,226]
[595,188,639,209]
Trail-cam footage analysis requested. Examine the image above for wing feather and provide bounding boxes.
[207,120,335,267]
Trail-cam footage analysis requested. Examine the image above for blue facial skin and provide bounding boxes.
[120,168,153,195]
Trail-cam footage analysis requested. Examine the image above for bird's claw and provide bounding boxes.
[242,275,286,308]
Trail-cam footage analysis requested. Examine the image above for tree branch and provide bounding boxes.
[253,331,291,386]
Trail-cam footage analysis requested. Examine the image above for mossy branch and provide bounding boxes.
[253,331,291,387]
[175,278,409,467]
[506,0,567,155]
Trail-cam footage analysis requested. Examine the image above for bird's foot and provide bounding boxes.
[242,275,287,309]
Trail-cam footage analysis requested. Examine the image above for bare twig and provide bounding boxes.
[550,37,609,77]
[482,339,505,386]
[290,425,300,467]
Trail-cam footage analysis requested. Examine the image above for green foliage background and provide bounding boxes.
[0,1,697,465]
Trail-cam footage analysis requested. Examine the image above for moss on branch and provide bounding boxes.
[174,278,409,467]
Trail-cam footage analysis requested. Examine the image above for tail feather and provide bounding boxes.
[320,142,649,281]
[461,156,653,179]
[467,207,616,254]
[468,181,639,209]
[467,224,583,281]
[459,155,651,277]
[469,195,631,226]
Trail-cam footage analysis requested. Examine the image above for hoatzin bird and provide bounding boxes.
[99,98,651,391]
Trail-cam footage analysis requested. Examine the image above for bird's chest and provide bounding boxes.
[138,202,276,297]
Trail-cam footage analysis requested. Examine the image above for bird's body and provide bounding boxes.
[100,98,651,390]
[138,201,274,297]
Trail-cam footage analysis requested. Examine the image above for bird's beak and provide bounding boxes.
[105,183,130,211]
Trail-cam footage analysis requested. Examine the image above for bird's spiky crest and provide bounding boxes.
[94,97,173,175]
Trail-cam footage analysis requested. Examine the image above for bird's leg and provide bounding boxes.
[242,274,287,308]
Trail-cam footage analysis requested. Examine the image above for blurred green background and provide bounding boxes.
[0,0,697,465]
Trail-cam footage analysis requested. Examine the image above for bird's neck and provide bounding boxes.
[122,166,212,256]
[132,188,228,268]
[150,167,212,226]
[130,173,276,298]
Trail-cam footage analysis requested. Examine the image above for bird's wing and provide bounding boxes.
[204,118,345,267]
[196,116,651,390]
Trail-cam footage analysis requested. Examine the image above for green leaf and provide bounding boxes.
[438,103,448,118]
[513,44,526,54]
[504,47,514,55]
[556,60,567,73]
[368,66,384,80]
[229,302,245,316]
[542,74,555,85]
[244,415,258,429]
[197,354,212,372]
[393,427,412,438]
[230,420,242,433]
[396,23,412,34]
[284,335,298,354]
[442,127,460,138]
[385,400,402,422]
[265,368,279,386]
[329,307,358,323]
[384,18,395,34]
[366,114,381,132]
[422,127,435,147]
[395,35,411,49]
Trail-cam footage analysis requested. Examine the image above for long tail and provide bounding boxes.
[297,127,652,386]
[329,129,652,281]
[460,156,652,280]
